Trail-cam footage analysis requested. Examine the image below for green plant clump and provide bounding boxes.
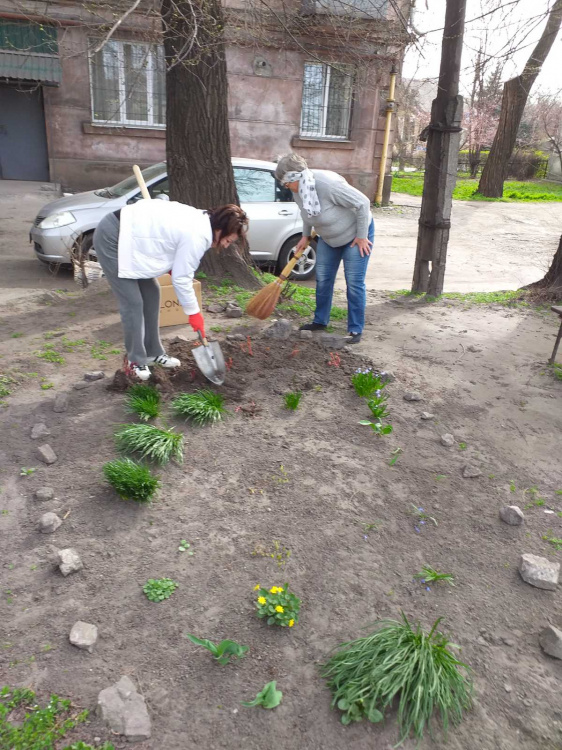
[322,614,473,742]
[415,565,455,587]
[241,681,283,709]
[115,423,183,464]
[186,634,248,665]
[351,368,387,399]
[171,390,227,426]
[103,458,160,503]
[283,391,302,410]
[255,584,300,627]
[143,578,179,602]
[126,383,161,421]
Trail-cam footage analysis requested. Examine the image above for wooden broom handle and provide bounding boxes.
[133,164,151,200]
[278,233,315,282]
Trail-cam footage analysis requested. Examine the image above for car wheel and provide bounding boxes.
[277,237,317,281]
[71,232,95,263]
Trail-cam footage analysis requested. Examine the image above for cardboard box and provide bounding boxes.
[157,274,203,328]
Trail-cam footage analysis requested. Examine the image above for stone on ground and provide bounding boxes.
[518,553,559,590]
[73,381,90,390]
[263,319,293,340]
[420,412,435,420]
[57,548,83,576]
[97,675,151,741]
[539,625,562,659]
[404,392,422,402]
[206,303,225,314]
[299,329,313,340]
[35,487,54,501]
[225,308,243,319]
[53,393,69,412]
[31,423,50,439]
[84,371,105,381]
[499,506,525,526]
[319,332,348,349]
[168,334,189,344]
[462,464,482,478]
[440,433,455,447]
[37,444,57,465]
[70,621,98,653]
[39,512,62,534]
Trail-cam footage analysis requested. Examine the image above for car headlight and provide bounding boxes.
[39,211,76,229]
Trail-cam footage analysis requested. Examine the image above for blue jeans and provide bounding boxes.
[313,219,374,334]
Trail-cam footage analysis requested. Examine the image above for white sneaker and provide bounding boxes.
[128,362,151,381]
[148,354,181,368]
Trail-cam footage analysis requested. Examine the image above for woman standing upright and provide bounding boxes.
[275,153,374,343]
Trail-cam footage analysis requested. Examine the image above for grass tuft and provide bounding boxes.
[172,390,227,426]
[103,458,160,503]
[322,613,472,742]
[415,565,455,586]
[126,384,161,421]
[283,391,302,410]
[114,423,183,464]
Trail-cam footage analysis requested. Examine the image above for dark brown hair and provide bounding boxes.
[208,204,249,243]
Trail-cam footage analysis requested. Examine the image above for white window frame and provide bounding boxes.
[300,62,353,141]
[89,40,165,129]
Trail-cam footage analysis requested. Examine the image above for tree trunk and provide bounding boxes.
[468,147,480,177]
[523,235,562,294]
[478,0,562,197]
[161,0,258,287]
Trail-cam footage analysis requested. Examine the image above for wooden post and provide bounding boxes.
[411,0,466,296]
[375,66,397,205]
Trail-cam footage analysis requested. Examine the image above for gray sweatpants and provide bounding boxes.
[93,212,165,366]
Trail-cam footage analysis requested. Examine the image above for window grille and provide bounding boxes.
[90,40,165,127]
[300,62,354,140]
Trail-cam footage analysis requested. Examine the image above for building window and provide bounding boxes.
[300,62,354,140]
[90,40,165,127]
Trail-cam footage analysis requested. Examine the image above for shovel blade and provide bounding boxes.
[193,339,226,385]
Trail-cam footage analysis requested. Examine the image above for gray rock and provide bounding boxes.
[35,487,54,501]
[39,512,62,534]
[441,433,455,447]
[263,319,293,340]
[168,334,189,344]
[319,333,348,349]
[539,625,562,659]
[53,392,69,413]
[31,423,50,440]
[518,553,559,590]
[404,392,422,402]
[467,345,482,353]
[73,381,90,391]
[462,464,482,478]
[499,506,525,526]
[57,548,83,576]
[226,333,245,341]
[37,444,57,465]
[225,307,243,319]
[299,329,313,340]
[84,371,105,381]
[420,412,435,420]
[70,621,98,653]
[97,676,151,741]
[504,684,513,693]
[206,303,225,314]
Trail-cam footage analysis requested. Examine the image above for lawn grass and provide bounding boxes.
[392,173,562,202]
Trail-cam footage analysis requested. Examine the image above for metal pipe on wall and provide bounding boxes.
[375,65,397,205]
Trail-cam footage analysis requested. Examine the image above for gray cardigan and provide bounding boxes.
[294,170,372,247]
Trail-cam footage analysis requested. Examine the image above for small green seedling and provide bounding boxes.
[361,521,382,531]
[143,578,179,602]
[242,681,283,709]
[11,333,23,338]
[435,474,447,481]
[40,383,54,390]
[359,420,393,436]
[283,391,302,411]
[186,634,248,665]
[126,384,161,421]
[410,504,438,530]
[172,390,227,426]
[556,489,562,495]
[36,344,65,364]
[178,539,194,555]
[415,565,455,587]
[542,532,562,551]
[509,480,516,492]
[20,467,36,477]
[389,448,402,466]
[458,442,467,451]
[115,423,184,464]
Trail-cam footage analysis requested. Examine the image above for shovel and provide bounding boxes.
[192,331,226,386]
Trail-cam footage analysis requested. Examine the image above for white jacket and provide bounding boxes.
[118,200,212,315]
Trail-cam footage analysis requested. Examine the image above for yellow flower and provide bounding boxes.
[270,586,279,594]
[254,584,260,591]
[277,587,284,592]
[289,619,295,627]
[275,605,284,613]
[258,596,267,605]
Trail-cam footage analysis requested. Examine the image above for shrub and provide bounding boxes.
[103,458,160,503]
[126,384,161,421]
[114,423,184,464]
[322,614,472,742]
[172,390,227,426]
[254,584,301,627]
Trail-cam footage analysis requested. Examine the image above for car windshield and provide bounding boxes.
[102,163,166,198]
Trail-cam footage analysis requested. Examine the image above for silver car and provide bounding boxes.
[30,158,317,280]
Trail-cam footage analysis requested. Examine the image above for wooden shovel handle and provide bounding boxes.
[133,164,151,200]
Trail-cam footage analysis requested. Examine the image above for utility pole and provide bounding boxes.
[411,0,466,296]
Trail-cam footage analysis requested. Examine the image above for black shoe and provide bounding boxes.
[299,322,327,332]
[347,332,362,344]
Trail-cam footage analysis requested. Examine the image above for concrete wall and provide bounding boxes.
[42,27,395,199]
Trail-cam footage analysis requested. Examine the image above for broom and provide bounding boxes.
[246,237,313,320]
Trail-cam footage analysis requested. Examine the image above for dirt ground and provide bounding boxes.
[1,281,562,750]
